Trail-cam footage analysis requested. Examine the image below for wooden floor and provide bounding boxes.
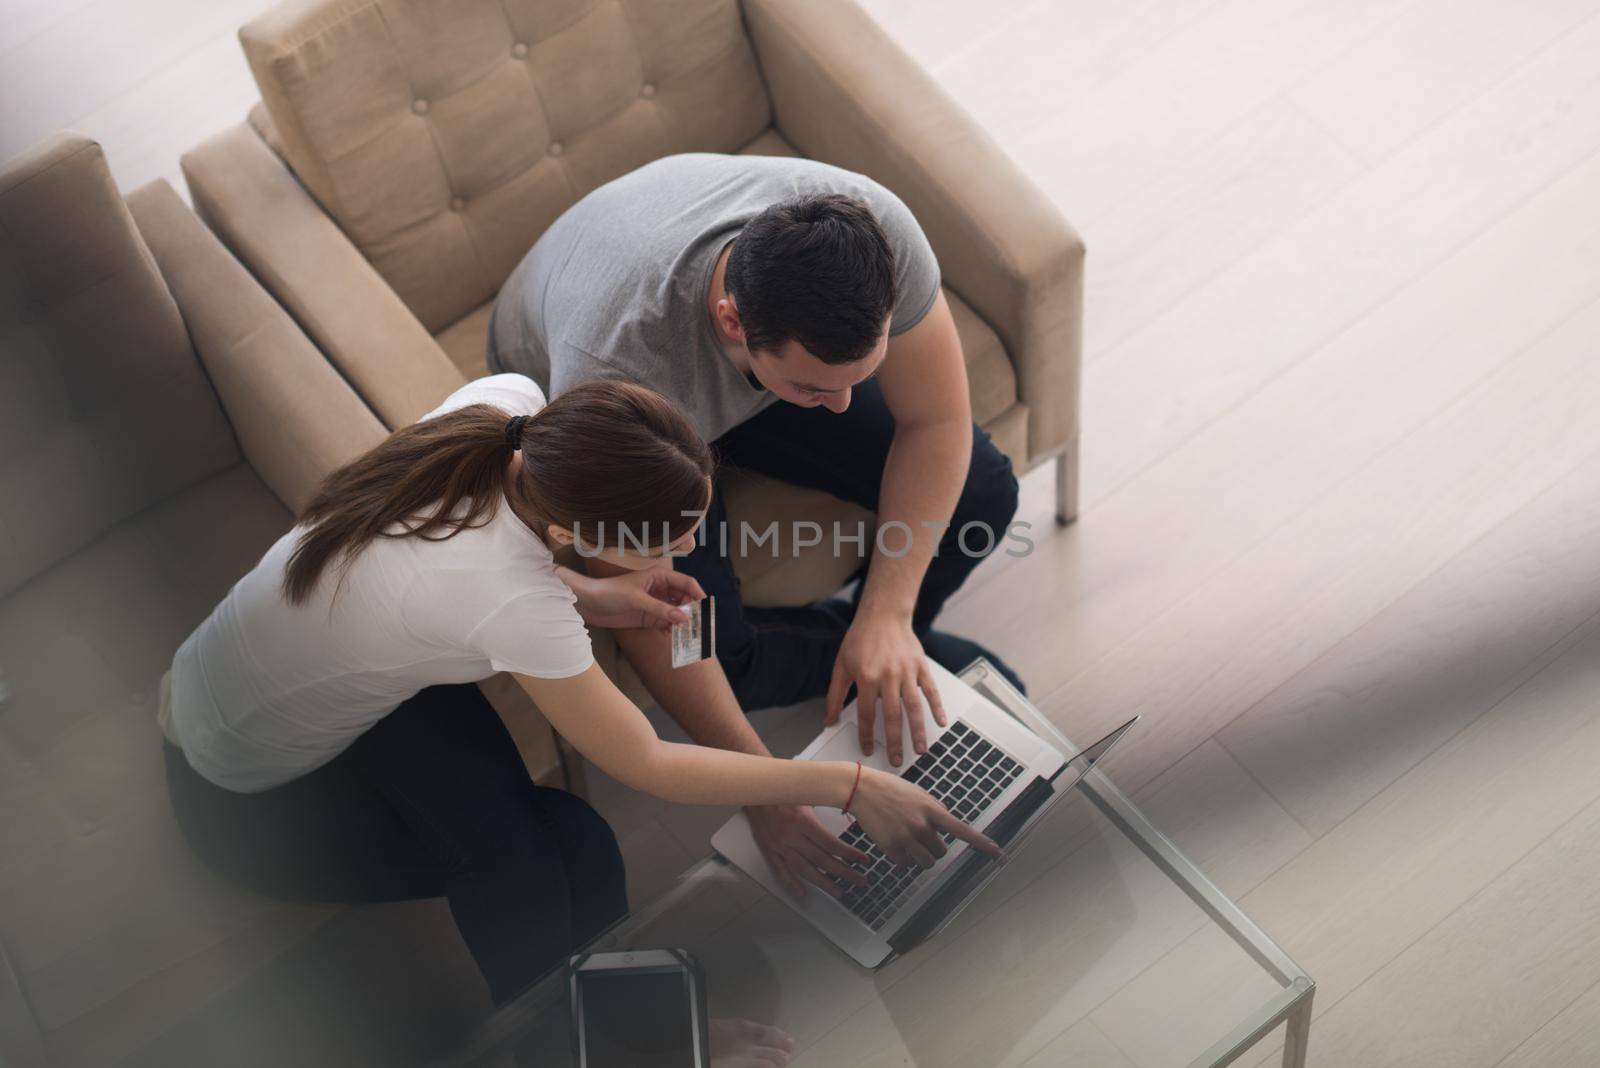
[10,1,1600,1064]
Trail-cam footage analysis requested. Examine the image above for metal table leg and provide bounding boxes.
[1282,983,1315,1068]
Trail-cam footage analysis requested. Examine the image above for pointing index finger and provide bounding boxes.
[940,809,1004,859]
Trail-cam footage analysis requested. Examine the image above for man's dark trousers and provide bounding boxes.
[675,379,1020,711]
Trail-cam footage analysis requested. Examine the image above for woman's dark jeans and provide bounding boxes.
[164,683,627,1005]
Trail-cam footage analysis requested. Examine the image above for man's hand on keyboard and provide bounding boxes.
[824,613,947,767]
[746,804,871,899]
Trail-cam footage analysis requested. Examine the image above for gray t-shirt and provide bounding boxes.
[487,154,941,443]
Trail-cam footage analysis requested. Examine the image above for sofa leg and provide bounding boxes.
[1054,439,1080,527]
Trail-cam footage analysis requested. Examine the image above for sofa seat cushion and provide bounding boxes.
[435,300,496,379]
[719,469,871,607]
[0,465,318,1046]
[950,293,1019,427]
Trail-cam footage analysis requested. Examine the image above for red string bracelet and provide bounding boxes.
[841,761,863,814]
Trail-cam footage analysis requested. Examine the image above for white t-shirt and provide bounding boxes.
[166,375,593,792]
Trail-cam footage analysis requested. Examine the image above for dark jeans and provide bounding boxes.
[678,379,1021,711]
[164,683,628,1005]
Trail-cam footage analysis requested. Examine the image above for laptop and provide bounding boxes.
[711,660,1138,968]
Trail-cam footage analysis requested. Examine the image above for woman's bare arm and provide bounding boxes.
[514,664,1000,868]
[516,664,855,808]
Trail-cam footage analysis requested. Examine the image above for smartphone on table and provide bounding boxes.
[568,949,709,1068]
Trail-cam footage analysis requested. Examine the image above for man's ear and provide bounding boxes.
[715,297,745,344]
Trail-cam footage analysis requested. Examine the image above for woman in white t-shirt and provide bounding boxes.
[164,374,993,1005]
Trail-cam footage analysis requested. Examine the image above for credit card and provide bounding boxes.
[670,596,715,669]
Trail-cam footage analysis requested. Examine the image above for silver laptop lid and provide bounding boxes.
[886,714,1140,957]
[1049,714,1140,789]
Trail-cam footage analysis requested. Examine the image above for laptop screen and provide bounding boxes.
[1049,715,1139,786]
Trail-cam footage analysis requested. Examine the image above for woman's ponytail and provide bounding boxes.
[282,405,514,604]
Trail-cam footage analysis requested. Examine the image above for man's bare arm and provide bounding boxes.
[826,289,973,766]
[861,289,972,623]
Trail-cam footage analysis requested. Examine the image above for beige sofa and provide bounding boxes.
[0,135,517,1067]
[182,0,1086,709]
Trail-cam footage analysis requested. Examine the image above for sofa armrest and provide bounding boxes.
[180,120,463,430]
[742,0,1084,462]
[126,179,388,514]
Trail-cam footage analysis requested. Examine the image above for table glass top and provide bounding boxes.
[440,664,1299,1068]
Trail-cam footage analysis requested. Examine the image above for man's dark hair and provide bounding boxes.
[723,193,896,365]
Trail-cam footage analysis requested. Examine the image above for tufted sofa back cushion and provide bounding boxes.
[0,135,239,598]
[240,0,774,334]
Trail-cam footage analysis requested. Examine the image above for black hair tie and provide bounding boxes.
[504,414,530,450]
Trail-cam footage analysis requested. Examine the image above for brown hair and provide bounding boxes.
[724,192,895,365]
[282,379,713,605]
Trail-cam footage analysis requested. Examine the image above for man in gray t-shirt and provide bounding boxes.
[489,153,1022,895]
[489,154,942,443]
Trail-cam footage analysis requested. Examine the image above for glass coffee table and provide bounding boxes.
[435,661,1314,1068]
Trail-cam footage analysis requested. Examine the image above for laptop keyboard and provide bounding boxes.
[830,720,1024,930]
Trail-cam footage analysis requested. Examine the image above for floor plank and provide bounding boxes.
[850,0,1035,73]
[1287,0,1600,164]
[937,22,1600,666]
[1080,10,1600,502]
[1497,978,1600,1068]
[67,28,259,198]
[1009,0,1407,219]
[1091,920,1285,1068]
[926,0,1225,149]
[1081,95,1364,354]
[0,0,260,163]
[1069,252,1600,828]
[1223,608,1600,1064]
[0,0,97,56]
[1020,1018,1138,1068]
[1290,771,1600,1066]
[615,817,697,912]
[1218,300,1600,832]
